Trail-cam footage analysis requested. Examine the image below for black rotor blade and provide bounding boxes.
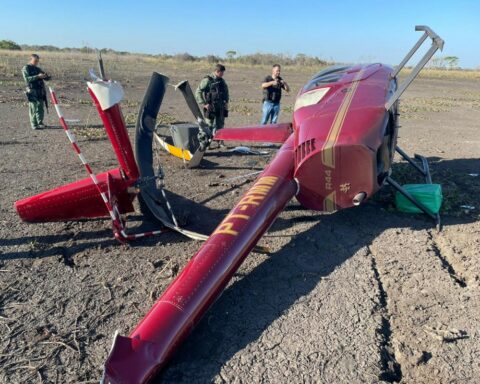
[97,50,107,81]
[175,80,212,168]
[135,72,173,225]
[175,80,204,122]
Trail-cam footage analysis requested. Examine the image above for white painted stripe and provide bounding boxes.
[54,104,62,118]
[66,130,76,143]
[99,192,109,204]
[78,153,87,165]
[91,174,100,185]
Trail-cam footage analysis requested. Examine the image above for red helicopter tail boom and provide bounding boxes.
[102,134,297,383]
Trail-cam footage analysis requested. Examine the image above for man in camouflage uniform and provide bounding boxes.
[195,63,229,134]
[22,54,50,129]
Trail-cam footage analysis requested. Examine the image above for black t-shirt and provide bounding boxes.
[263,75,284,103]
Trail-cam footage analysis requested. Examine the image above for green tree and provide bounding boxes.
[444,56,459,69]
[226,50,237,61]
[0,40,22,50]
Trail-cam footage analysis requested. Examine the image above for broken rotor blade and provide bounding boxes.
[97,50,107,81]
[135,72,174,226]
[175,80,205,123]
[186,147,205,168]
[174,80,213,168]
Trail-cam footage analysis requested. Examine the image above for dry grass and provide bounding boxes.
[0,50,315,81]
[400,97,460,118]
[400,93,480,119]
[400,67,480,80]
[0,50,211,80]
[3,49,478,83]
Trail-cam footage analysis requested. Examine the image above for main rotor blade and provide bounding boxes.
[135,72,169,178]
[175,80,204,122]
[135,72,173,226]
[97,50,107,81]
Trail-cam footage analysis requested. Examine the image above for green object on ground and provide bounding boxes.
[395,184,443,214]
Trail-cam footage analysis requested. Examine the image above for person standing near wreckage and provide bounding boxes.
[22,54,50,130]
[261,64,290,125]
[195,63,229,134]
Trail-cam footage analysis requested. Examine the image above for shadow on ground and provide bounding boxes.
[155,157,479,383]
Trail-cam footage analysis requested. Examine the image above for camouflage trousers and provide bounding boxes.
[205,112,225,134]
[28,99,44,128]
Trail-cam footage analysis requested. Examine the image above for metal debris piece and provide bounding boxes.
[228,146,269,155]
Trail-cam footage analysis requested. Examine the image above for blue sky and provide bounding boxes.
[1,0,479,68]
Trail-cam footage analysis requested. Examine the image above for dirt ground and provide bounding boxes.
[1,54,479,383]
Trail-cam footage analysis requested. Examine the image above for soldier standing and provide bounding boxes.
[261,64,290,125]
[195,64,229,134]
[22,54,50,129]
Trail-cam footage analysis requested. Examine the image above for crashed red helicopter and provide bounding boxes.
[14,26,443,383]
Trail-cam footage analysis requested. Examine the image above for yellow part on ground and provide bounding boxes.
[154,134,193,161]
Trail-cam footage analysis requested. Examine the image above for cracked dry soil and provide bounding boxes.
[1,58,479,383]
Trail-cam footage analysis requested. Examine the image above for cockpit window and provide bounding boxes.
[303,65,351,92]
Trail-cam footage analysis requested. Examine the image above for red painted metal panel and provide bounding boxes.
[293,64,394,211]
[213,123,293,143]
[88,89,140,180]
[15,169,135,222]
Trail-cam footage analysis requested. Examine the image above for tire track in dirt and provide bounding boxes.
[370,225,479,383]
[367,245,403,382]
[430,227,479,288]
[428,233,467,288]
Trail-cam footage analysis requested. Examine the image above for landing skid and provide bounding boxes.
[387,146,441,230]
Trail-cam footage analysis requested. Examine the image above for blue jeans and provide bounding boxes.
[261,101,280,125]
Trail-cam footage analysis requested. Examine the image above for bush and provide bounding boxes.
[234,52,328,67]
[0,40,22,50]
[204,54,221,64]
[173,53,196,62]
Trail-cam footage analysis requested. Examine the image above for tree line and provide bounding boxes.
[1,39,466,69]
[0,40,328,67]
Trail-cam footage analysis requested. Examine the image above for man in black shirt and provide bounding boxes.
[261,64,290,125]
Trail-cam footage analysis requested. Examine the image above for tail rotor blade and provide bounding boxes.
[175,80,204,122]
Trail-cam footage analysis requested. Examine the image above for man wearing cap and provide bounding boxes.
[22,54,50,129]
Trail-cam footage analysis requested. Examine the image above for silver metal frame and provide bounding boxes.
[386,25,444,110]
